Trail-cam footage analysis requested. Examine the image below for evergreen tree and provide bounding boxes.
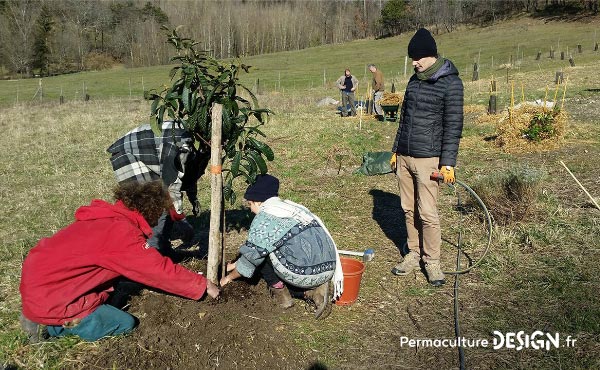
[32,3,53,76]
[380,0,410,36]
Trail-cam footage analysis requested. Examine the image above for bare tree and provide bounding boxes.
[0,0,41,76]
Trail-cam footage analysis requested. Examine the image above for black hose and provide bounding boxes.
[447,179,491,370]
[453,184,466,370]
[443,179,493,275]
[394,175,492,370]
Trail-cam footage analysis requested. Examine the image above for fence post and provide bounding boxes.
[555,71,564,84]
[488,79,497,115]
[472,63,479,82]
[568,56,575,67]
[207,103,223,284]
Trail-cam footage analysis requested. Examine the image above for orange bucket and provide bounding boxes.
[335,257,366,306]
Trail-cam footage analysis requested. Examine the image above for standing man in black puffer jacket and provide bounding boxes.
[389,28,464,286]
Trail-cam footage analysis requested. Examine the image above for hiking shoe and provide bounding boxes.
[305,282,331,319]
[20,312,48,343]
[391,252,420,276]
[269,285,294,309]
[424,261,446,287]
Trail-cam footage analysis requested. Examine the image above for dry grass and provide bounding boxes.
[463,104,487,115]
[2,87,600,370]
[470,166,547,226]
[2,18,600,369]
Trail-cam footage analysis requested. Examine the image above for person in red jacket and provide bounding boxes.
[19,180,220,342]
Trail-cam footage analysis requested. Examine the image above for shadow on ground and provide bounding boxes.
[369,189,408,255]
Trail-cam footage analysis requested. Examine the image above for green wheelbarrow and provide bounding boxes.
[380,104,400,122]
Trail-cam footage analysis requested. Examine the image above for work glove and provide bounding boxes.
[169,206,186,221]
[390,153,397,172]
[439,166,455,184]
[191,199,201,216]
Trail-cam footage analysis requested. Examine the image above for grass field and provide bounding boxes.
[1,16,600,369]
[1,17,599,107]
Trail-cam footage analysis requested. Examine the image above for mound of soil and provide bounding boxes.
[81,278,316,369]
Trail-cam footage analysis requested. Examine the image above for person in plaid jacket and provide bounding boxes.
[107,121,209,254]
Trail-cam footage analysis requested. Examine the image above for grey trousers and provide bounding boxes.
[340,91,357,116]
[148,211,173,252]
[373,91,384,115]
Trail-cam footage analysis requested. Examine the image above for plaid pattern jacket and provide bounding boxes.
[107,121,194,213]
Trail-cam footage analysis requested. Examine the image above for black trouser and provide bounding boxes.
[259,258,306,299]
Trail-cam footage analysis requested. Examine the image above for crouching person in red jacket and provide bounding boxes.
[19,180,220,342]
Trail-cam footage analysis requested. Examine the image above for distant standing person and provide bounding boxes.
[368,64,385,118]
[335,69,359,117]
[389,28,464,286]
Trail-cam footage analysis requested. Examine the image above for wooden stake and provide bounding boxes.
[560,161,600,211]
[207,103,223,283]
[561,77,568,111]
[521,82,525,103]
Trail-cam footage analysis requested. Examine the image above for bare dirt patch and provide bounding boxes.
[78,272,320,370]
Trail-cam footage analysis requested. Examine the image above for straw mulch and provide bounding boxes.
[379,92,404,106]
[464,104,487,114]
[481,103,568,153]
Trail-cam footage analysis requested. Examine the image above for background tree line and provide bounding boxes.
[0,0,597,78]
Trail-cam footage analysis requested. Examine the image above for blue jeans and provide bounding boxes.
[47,304,136,341]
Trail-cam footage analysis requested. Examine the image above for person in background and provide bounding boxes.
[220,175,344,319]
[368,64,385,119]
[335,68,359,117]
[19,181,220,342]
[389,28,464,286]
[107,121,209,255]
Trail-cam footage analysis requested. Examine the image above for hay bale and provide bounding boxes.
[487,103,568,153]
[379,92,404,106]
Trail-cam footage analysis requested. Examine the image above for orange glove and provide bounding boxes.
[440,166,455,184]
[390,153,397,172]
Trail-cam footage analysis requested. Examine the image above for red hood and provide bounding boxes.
[74,199,153,237]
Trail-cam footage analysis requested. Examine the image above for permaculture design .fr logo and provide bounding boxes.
[400,331,577,351]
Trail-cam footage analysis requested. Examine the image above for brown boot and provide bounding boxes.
[305,282,330,319]
[424,261,446,287]
[391,252,420,276]
[269,285,294,309]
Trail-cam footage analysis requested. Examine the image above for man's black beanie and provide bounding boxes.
[408,28,437,60]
